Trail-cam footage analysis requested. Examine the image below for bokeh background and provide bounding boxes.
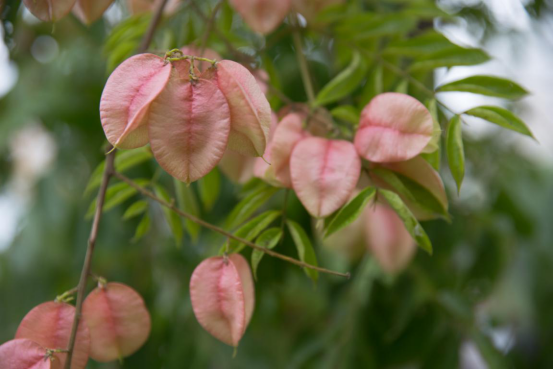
[1,0,553,368]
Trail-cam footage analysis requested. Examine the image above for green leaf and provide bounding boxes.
[324,187,376,238]
[446,115,465,193]
[471,329,510,369]
[85,179,148,219]
[132,213,151,243]
[437,75,528,99]
[123,200,148,220]
[464,105,534,138]
[338,13,417,40]
[226,186,279,230]
[359,63,383,106]
[410,48,490,71]
[85,147,153,196]
[372,168,416,202]
[421,98,441,154]
[384,32,461,57]
[251,228,283,280]
[226,211,281,254]
[154,185,183,247]
[286,220,319,283]
[379,189,433,254]
[174,179,201,242]
[330,105,359,125]
[315,51,368,106]
[198,168,221,211]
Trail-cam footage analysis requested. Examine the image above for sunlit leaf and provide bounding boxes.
[132,213,151,243]
[324,186,376,238]
[330,105,359,125]
[123,200,148,220]
[437,75,528,99]
[410,48,490,71]
[227,211,281,254]
[174,179,200,242]
[464,106,534,138]
[226,186,279,229]
[379,189,433,254]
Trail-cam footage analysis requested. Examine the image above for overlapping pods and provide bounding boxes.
[354,93,433,163]
[229,0,292,34]
[0,338,58,369]
[72,0,114,24]
[190,254,255,347]
[15,301,90,369]
[23,0,77,22]
[290,137,361,218]
[82,282,151,362]
[99,53,271,183]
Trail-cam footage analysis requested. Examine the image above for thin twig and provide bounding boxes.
[199,0,222,56]
[114,172,350,279]
[64,1,170,368]
[291,16,316,106]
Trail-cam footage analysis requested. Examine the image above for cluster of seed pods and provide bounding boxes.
[100,49,271,184]
[0,282,151,368]
[21,0,182,24]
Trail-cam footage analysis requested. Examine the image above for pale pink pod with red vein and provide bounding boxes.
[190,254,255,347]
[290,137,361,218]
[15,302,90,369]
[219,149,256,183]
[365,203,416,274]
[127,0,181,14]
[180,46,221,72]
[229,0,291,34]
[0,339,58,369]
[355,93,433,163]
[82,282,151,362]
[23,0,77,22]
[149,60,230,183]
[371,156,448,220]
[72,0,114,25]
[100,53,171,149]
[206,60,271,157]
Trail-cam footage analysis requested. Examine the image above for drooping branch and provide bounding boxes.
[64,1,170,368]
[113,171,351,279]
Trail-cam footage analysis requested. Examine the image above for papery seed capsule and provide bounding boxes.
[149,60,231,183]
[127,0,181,15]
[190,254,255,347]
[290,137,361,218]
[255,113,308,188]
[370,156,448,221]
[354,93,433,163]
[23,0,77,22]
[229,0,292,34]
[100,53,172,149]
[82,282,151,362]
[15,302,90,369]
[365,202,416,274]
[72,0,114,25]
[0,339,58,369]
[204,60,272,157]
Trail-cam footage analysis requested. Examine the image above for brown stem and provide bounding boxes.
[64,1,169,368]
[113,172,350,279]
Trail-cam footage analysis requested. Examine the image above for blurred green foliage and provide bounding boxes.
[1,0,553,368]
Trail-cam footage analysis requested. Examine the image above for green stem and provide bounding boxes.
[291,17,316,106]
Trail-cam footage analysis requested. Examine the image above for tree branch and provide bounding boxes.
[113,171,350,279]
[64,1,170,368]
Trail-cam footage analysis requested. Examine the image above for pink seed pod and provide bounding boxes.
[149,60,231,183]
[255,113,308,188]
[100,53,172,150]
[22,0,77,22]
[72,0,114,25]
[190,254,255,347]
[15,301,90,369]
[252,69,269,95]
[371,156,448,221]
[354,92,433,163]
[205,60,272,157]
[290,137,361,218]
[82,282,151,362]
[219,149,256,184]
[179,46,222,72]
[0,339,58,369]
[229,0,292,34]
[365,202,416,274]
